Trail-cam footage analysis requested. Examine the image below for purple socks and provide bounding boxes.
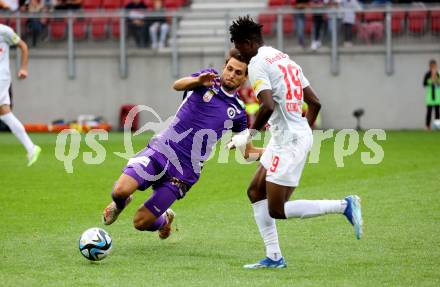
[145,214,167,231]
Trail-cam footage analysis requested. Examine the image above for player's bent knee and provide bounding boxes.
[269,208,286,219]
[113,182,133,198]
[247,185,265,203]
[247,186,256,201]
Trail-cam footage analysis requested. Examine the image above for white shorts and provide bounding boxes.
[260,132,313,187]
[0,80,11,106]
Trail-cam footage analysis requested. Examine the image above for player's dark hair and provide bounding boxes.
[229,15,263,44]
[429,59,437,65]
[226,48,248,75]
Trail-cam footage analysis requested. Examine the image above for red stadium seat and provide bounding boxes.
[110,18,120,39]
[431,11,440,34]
[283,14,294,35]
[90,18,109,39]
[144,0,153,8]
[363,11,384,22]
[164,0,180,10]
[268,0,286,7]
[102,0,122,9]
[0,18,8,25]
[391,11,405,35]
[83,0,101,10]
[408,10,427,34]
[9,18,26,33]
[258,13,276,36]
[49,19,67,40]
[73,19,88,40]
[305,13,313,35]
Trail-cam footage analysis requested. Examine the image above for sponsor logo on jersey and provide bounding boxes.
[203,90,215,102]
[229,103,242,114]
[286,102,302,113]
[264,52,288,64]
[227,107,236,118]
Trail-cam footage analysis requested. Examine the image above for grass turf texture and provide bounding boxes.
[0,131,439,287]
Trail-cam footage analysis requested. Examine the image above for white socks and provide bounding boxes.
[252,199,282,261]
[0,112,35,155]
[284,200,346,219]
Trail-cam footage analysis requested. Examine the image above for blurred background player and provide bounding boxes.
[0,24,41,166]
[229,16,362,269]
[423,59,440,130]
[102,49,264,239]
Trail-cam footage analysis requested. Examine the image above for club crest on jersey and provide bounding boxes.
[227,107,236,119]
[203,90,215,102]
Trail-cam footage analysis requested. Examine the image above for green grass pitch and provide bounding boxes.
[0,131,439,287]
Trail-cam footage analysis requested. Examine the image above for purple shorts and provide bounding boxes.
[123,148,191,200]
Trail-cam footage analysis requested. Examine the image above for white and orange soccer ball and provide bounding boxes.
[79,227,112,261]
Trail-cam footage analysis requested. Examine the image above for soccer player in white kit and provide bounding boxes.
[0,24,41,166]
[229,16,362,269]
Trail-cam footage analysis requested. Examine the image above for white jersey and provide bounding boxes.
[0,24,21,81]
[249,46,311,142]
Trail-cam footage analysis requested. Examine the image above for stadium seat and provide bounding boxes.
[102,0,122,9]
[431,11,440,35]
[9,18,26,33]
[73,19,88,40]
[305,13,313,35]
[283,14,294,35]
[268,0,286,7]
[110,18,120,39]
[391,11,406,35]
[258,13,276,36]
[49,19,67,40]
[90,18,109,39]
[83,0,101,10]
[363,11,384,22]
[164,0,180,10]
[0,18,8,25]
[408,10,427,34]
[144,0,153,8]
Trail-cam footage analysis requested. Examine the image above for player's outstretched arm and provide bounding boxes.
[173,72,218,91]
[17,40,28,79]
[251,89,275,132]
[303,86,321,127]
[227,90,274,150]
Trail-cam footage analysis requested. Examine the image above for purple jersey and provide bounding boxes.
[148,68,247,185]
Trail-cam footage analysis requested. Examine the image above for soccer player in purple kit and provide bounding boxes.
[102,49,264,239]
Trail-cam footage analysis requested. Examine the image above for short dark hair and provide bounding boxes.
[429,59,437,65]
[229,15,263,44]
[226,48,248,75]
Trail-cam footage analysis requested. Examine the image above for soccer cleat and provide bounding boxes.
[27,145,41,167]
[158,209,175,239]
[102,195,133,225]
[243,257,287,269]
[344,195,363,240]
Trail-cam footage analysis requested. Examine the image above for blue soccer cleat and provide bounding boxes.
[243,257,287,269]
[344,195,363,240]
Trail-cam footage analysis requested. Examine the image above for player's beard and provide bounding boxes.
[222,83,237,93]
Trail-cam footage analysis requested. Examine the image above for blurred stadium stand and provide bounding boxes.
[0,2,439,130]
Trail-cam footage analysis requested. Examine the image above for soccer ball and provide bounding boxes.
[432,119,440,131]
[79,227,112,261]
